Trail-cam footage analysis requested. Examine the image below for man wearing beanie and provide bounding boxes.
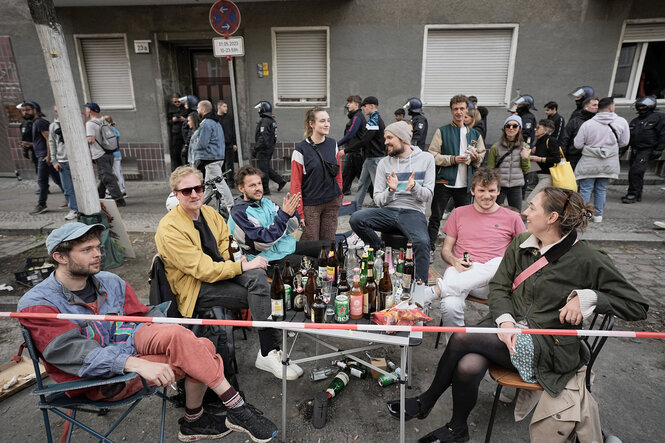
[350,120,434,283]
[427,94,485,260]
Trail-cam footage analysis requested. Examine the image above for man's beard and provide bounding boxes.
[68,262,97,277]
[388,145,405,157]
[243,192,261,203]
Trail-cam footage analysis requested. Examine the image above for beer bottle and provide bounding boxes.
[282,260,295,311]
[336,240,345,274]
[325,371,350,399]
[318,245,328,281]
[332,360,368,379]
[293,274,304,312]
[403,241,414,292]
[365,261,377,317]
[228,235,242,262]
[396,248,405,277]
[312,293,326,323]
[367,247,374,263]
[378,260,392,312]
[385,246,394,274]
[359,253,369,290]
[335,269,351,323]
[326,242,337,285]
[349,268,363,320]
[337,269,350,295]
[305,268,317,317]
[270,266,285,321]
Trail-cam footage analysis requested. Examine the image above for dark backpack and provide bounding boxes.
[92,119,119,153]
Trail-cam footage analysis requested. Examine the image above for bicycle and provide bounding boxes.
[203,169,234,220]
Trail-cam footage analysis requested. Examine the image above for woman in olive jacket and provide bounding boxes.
[387,187,648,443]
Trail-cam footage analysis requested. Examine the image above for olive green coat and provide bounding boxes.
[484,232,648,397]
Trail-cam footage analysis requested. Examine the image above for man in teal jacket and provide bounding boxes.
[427,94,485,255]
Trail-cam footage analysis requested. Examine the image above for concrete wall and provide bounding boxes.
[2,0,665,179]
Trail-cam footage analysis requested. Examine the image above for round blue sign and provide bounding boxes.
[209,0,241,36]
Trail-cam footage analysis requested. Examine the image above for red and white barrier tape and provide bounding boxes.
[1,311,663,339]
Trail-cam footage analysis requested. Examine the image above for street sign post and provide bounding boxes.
[209,0,241,36]
[213,36,244,57]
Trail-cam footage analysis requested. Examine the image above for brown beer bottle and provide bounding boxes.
[326,242,337,285]
[293,274,305,312]
[378,260,392,312]
[336,240,345,274]
[318,245,328,281]
[349,269,363,320]
[270,266,285,321]
[403,241,414,291]
[228,235,242,262]
[305,268,317,317]
[365,261,377,317]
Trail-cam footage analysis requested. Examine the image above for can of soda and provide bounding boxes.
[284,284,292,310]
[378,368,401,387]
[334,295,349,323]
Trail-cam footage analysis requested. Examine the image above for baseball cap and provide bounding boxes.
[18,100,42,113]
[361,96,379,107]
[84,102,101,113]
[46,222,104,255]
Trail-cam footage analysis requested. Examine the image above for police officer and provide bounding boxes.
[254,100,286,195]
[404,97,428,150]
[569,85,595,121]
[18,101,38,173]
[622,96,665,204]
[510,94,537,143]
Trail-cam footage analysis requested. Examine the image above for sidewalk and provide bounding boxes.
[1,177,663,245]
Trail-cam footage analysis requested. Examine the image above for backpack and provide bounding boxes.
[92,119,119,153]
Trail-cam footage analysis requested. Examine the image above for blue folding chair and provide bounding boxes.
[20,326,170,443]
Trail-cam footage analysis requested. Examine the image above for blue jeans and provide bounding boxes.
[57,162,78,212]
[354,157,381,208]
[349,207,430,282]
[37,156,63,206]
[578,177,607,216]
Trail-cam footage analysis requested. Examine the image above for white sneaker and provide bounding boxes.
[255,350,302,380]
[654,221,665,229]
[592,215,602,223]
[64,210,78,221]
[346,232,365,250]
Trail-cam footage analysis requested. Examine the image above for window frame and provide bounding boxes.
[73,33,136,111]
[271,26,330,108]
[420,24,519,107]
[609,19,665,105]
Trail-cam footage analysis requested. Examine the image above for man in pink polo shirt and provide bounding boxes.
[420,168,525,330]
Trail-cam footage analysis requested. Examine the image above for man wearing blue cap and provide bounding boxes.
[17,223,278,442]
[84,103,125,206]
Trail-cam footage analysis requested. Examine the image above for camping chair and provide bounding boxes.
[484,313,615,443]
[20,326,168,443]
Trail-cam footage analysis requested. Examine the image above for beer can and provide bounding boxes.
[284,284,292,310]
[334,295,350,323]
[378,368,401,387]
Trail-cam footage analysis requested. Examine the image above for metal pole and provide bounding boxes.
[228,57,244,166]
[281,328,287,442]
[400,345,406,443]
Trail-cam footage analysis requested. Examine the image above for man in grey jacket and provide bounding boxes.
[573,97,629,222]
[349,121,435,282]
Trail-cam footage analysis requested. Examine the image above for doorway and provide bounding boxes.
[191,51,232,103]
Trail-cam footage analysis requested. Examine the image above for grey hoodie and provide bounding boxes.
[573,112,629,180]
[373,145,435,213]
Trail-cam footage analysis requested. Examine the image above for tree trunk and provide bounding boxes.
[27,0,101,215]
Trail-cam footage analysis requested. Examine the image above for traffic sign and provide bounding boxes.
[213,37,245,57]
[209,0,241,36]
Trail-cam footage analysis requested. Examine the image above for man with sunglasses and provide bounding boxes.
[156,166,304,381]
[427,94,485,261]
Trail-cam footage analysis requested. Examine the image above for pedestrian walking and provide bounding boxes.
[103,115,126,197]
[49,106,78,220]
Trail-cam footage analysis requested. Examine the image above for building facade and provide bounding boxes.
[1,0,664,180]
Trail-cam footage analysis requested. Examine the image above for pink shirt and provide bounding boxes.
[442,204,525,264]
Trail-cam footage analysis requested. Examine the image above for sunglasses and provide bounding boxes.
[504,124,520,129]
[176,185,204,196]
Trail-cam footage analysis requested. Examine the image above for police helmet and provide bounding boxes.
[179,95,199,110]
[635,96,657,115]
[403,97,423,113]
[165,192,179,212]
[254,100,272,114]
[568,86,594,101]
[512,94,536,111]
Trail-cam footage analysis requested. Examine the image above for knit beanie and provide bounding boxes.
[385,121,412,145]
[504,115,523,127]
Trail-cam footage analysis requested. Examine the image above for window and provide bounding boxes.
[272,27,329,107]
[610,22,665,103]
[75,35,135,110]
[421,25,518,107]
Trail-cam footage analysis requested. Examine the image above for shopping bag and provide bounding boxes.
[549,147,577,191]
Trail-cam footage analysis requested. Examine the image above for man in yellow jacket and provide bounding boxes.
[156,166,303,380]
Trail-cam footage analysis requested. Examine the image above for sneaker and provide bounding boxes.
[654,221,665,229]
[60,202,68,208]
[418,423,469,443]
[115,198,127,207]
[226,402,278,443]
[178,411,232,442]
[255,350,301,380]
[592,215,602,223]
[30,204,47,215]
[277,181,287,192]
[621,194,637,204]
[346,232,365,250]
[64,210,78,221]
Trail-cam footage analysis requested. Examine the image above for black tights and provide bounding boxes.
[417,332,514,429]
